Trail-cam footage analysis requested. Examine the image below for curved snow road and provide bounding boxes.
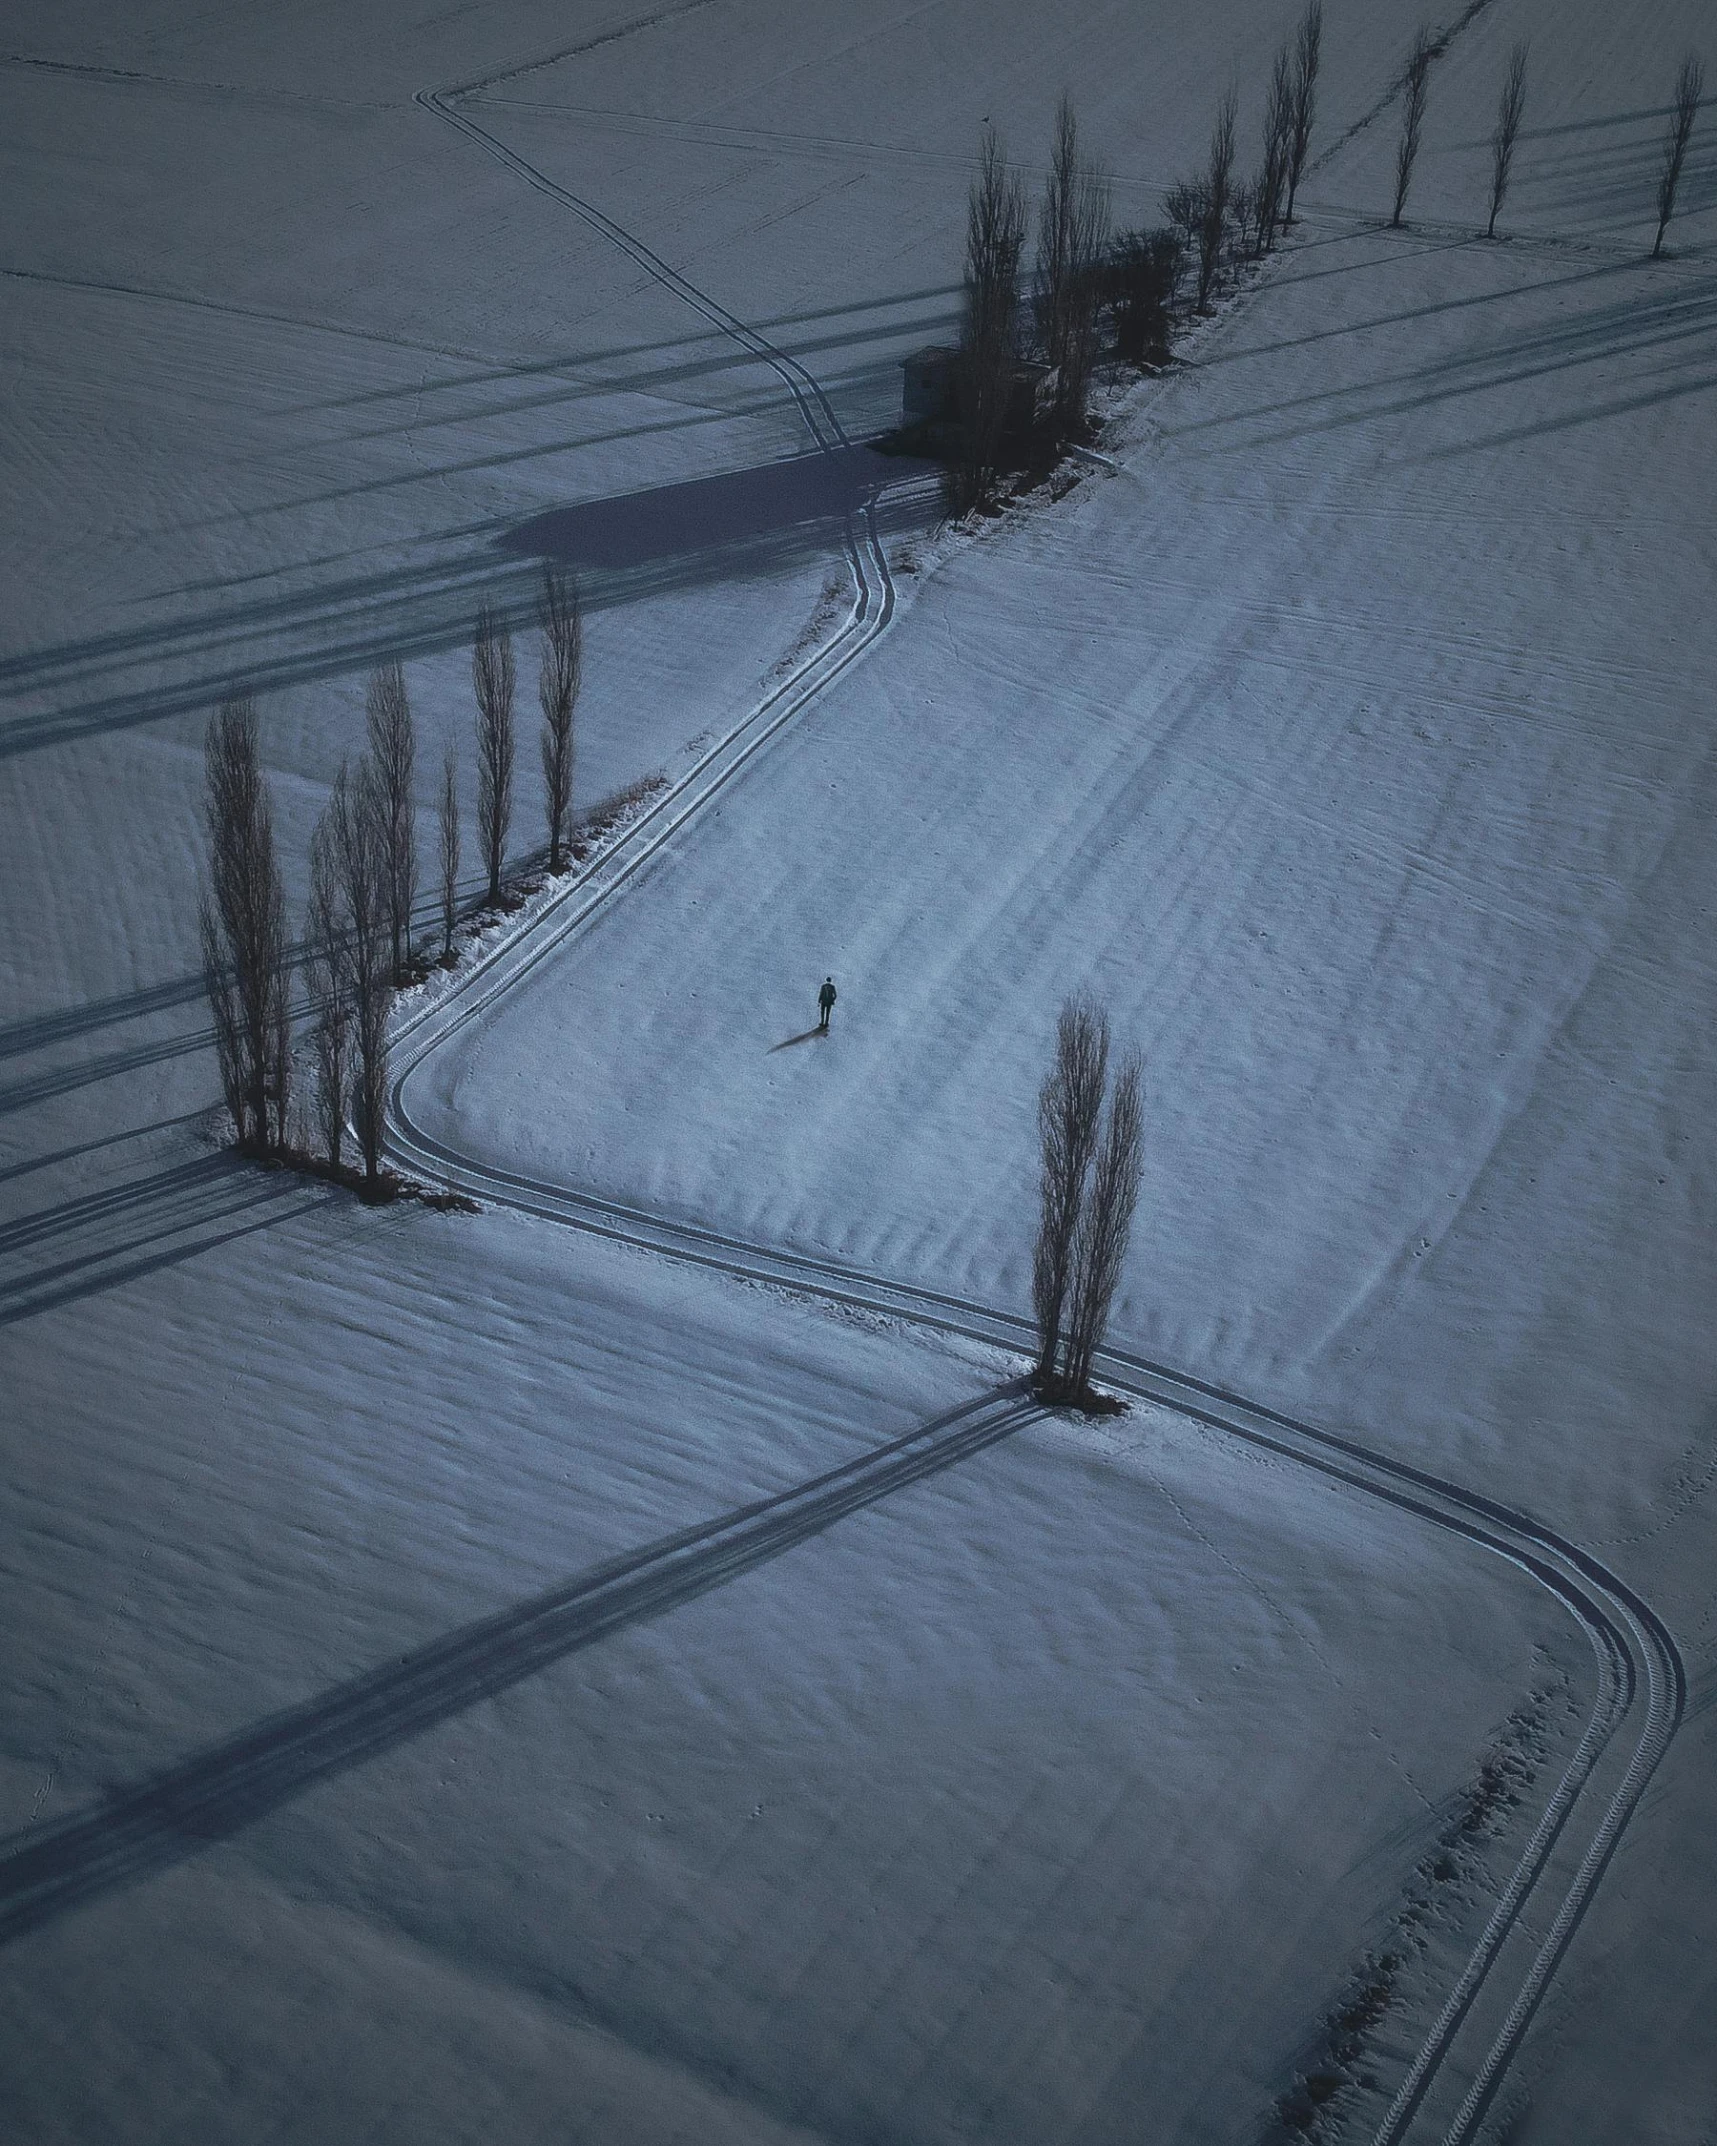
[403,69,1684,2146]
[404,75,897,1062]
[389,1099,1683,2146]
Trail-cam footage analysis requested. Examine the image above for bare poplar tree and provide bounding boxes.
[473,605,516,906]
[1255,47,1296,254]
[200,696,289,1153]
[1196,91,1238,309]
[271,954,292,1156]
[1653,54,1704,258]
[1032,997,1109,1397]
[1392,29,1436,229]
[1285,0,1323,225]
[334,758,393,1197]
[538,566,581,873]
[1035,97,1112,436]
[1487,43,1529,238]
[1063,1055,1143,1402]
[366,660,416,981]
[1230,178,1263,259]
[1105,229,1183,364]
[438,747,460,960]
[306,792,352,1173]
[953,126,1027,516]
[1163,181,1205,263]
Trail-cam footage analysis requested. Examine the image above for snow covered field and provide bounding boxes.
[4,3,1716,2142]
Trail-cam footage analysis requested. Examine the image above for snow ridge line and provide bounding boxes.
[379,1140,1683,2145]
[0,1386,1038,1949]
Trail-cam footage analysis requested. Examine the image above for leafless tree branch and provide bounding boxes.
[331,757,393,1195]
[951,126,1027,517]
[306,795,352,1173]
[438,747,461,960]
[1064,1054,1143,1401]
[1197,91,1237,309]
[1285,0,1322,225]
[1035,97,1112,436]
[1392,28,1435,229]
[1032,996,1109,1396]
[1257,46,1296,253]
[201,696,289,1153]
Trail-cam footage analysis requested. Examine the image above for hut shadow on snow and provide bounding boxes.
[498,441,930,578]
[1,446,939,761]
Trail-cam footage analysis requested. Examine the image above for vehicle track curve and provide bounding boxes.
[409,70,898,1059]
[387,1101,1682,2146]
[404,61,1683,2146]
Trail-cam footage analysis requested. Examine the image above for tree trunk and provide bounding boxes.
[201,697,288,1154]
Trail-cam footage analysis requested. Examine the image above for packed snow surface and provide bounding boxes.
[3,2,1716,2142]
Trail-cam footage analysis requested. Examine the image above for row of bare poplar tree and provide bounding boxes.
[199,566,582,1197]
[1173,18,1704,263]
[951,10,1327,514]
[953,103,1109,514]
[954,11,1704,516]
[1379,34,1702,248]
[1164,1,1324,317]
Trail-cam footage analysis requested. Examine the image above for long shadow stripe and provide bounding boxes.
[0,1384,1034,1947]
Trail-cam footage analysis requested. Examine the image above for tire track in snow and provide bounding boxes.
[403,62,900,1056]
[386,530,1680,2144]
[1308,0,1506,177]
[397,44,1684,2146]
[385,1100,1683,2146]
[401,51,899,1152]
[0,1385,1038,1948]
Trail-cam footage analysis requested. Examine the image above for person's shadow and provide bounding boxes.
[768,1028,826,1052]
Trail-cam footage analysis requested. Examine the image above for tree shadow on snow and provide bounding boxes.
[0,1153,328,1327]
[0,1380,1033,1949]
[0,447,939,763]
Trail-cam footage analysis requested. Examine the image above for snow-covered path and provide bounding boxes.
[396,199,1717,2146]
[4,2,1717,2140]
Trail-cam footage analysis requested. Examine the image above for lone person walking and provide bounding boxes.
[817,976,837,1033]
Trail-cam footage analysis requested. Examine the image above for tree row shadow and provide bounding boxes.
[0,1382,1031,1947]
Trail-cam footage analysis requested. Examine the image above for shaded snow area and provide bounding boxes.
[3,4,1716,2144]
